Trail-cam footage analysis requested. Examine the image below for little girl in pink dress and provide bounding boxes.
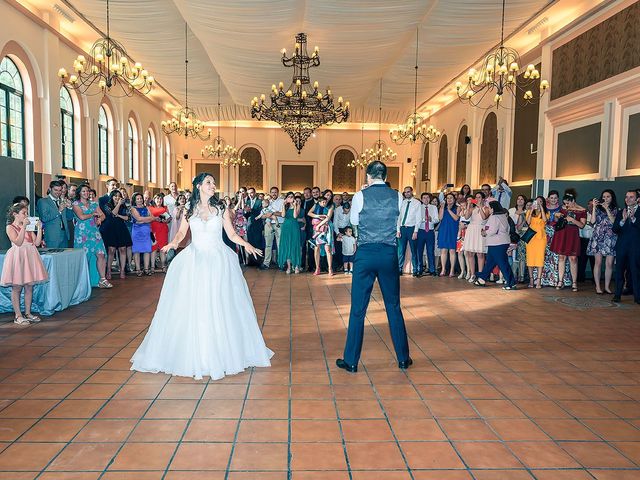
[1,203,48,325]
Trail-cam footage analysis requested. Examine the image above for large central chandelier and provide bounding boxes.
[201,76,235,160]
[455,0,550,108]
[250,33,350,153]
[390,29,440,145]
[162,24,211,140]
[57,0,154,97]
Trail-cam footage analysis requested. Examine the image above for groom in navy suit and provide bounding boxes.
[337,161,411,373]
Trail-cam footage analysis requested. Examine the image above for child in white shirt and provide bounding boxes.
[341,226,357,275]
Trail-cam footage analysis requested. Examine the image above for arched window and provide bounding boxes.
[239,147,264,190]
[128,119,138,180]
[164,136,171,184]
[331,149,357,192]
[437,135,448,187]
[147,129,156,183]
[455,125,468,187]
[98,106,109,175]
[60,87,74,170]
[421,143,430,182]
[480,112,498,185]
[0,57,25,159]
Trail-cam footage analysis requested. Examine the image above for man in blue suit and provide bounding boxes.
[612,190,640,304]
[337,161,411,373]
[37,180,69,248]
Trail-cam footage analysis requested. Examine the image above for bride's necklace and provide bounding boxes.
[195,202,216,222]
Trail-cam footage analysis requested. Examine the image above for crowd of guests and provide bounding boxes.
[233,180,639,305]
[3,176,639,324]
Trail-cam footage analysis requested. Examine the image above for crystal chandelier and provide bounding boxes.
[162,24,211,140]
[365,80,397,163]
[349,120,372,169]
[57,0,154,97]
[250,33,350,153]
[201,76,235,160]
[455,0,550,108]
[222,106,249,168]
[390,29,440,145]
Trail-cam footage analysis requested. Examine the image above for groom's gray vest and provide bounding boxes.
[358,184,399,247]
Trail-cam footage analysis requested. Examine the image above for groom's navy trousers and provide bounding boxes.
[343,243,410,366]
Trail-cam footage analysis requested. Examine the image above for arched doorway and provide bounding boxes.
[331,149,357,192]
[239,147,264,191]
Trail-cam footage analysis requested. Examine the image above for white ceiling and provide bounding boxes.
[62,0,552,122]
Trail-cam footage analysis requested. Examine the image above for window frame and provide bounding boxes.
[98,106,109,176]
[60,86,75,170]
[0,57,25,160]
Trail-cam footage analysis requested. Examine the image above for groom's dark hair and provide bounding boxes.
[366,161,387,180]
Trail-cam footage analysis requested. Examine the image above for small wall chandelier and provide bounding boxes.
[349,119,371,169]
[57,0,154,97]
[250,33,350,153]
[455,0,550,108]
[202,76,235,160]
[365,80,397,163]
[162,24,211,140]
[390,29,440,145]
[223,105,249,168]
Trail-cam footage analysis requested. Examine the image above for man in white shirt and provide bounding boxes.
[337,160,410,373]
[416,192,440,276]
[333,201,351,272]
[492,177,512,210]
[259,186,284,270]
[397,186,422,276]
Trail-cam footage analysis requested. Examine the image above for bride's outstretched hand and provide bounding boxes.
[160,244,175,254]
[245,245,263,258]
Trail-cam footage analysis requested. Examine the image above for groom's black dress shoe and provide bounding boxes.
[336,359,357,373]
[398,357,413,370]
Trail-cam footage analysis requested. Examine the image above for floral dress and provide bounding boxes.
[587,207,617,256]
[234,207,248,238]
[73,201,106,256]
[536,205,571,287]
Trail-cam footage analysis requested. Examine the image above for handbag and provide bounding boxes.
[520,227,537,243]
[554,217,567,231]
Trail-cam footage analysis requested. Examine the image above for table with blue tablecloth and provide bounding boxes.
[0,248,91,316]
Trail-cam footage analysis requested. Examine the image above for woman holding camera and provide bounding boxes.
[587,190,618,294]
[149,194,171,273]
[525,196,549,289]
[463,192,489,282]
[73,185,111,289]
[100,190,133,280]
[550,192,586,291]
[278,192,302,274]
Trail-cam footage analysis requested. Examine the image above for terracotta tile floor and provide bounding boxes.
[0,270,639,479]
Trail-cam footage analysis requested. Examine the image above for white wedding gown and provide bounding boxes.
[130,212,274,380]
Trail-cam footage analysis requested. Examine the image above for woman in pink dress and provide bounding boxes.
[1,203,48,325]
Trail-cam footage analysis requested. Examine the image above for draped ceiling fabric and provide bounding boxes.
[66,0,550,122]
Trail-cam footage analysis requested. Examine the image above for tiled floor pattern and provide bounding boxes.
[0,270,639,479]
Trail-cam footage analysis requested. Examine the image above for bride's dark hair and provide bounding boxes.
[186,173,224,219]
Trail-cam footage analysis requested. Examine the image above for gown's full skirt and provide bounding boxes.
[130,214,274,380]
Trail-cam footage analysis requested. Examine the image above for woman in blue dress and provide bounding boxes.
[438,192,460,277]
[72,184,111,289]
[130,192,159,276]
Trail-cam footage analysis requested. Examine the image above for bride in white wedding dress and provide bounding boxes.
[130,173,274,380]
